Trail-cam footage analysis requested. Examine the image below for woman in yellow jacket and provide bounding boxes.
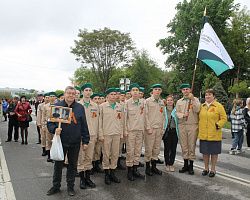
[198,89,227,177]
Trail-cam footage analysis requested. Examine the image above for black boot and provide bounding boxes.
[127,167,135,181]
[90,161,95,174]
[47,150,53,162]
[117,157,126,170]
[188,160,194,175]
[104,169,111,185]
[151,160,162,175]
[79,171,87,189]
[110,169,121,183]
[85,170,96,188]
[179,159,189,173]
[145,162,153,176]
[95,160,104,173]
[42,147,47,156]
[133,165,145,179]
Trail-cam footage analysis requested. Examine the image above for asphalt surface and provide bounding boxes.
[0,113,250,200]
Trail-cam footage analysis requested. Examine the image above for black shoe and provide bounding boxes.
[67,188,76,196]
[47,158,54,163]
[151,160,162,175]
[5,140,11,142]
[104,169,111,185]
[188,160,194,175]
[145,162,153,176]
[110,169,121,183]
[79,172,87,189]
[14,140,18,142]
[179,159,189,173]
[133,165,145,179]
[21,141,24,145]
[25,141,28,145]
[208,171,216,178]
[85,170,96,188]
[127,167,135,181]
[156,158,164,164]
[202,170,209,176]
[47,187,60,196]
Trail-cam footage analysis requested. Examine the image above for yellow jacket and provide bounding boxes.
[198,101,227,141]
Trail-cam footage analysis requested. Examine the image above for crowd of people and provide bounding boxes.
[1,83,250,197]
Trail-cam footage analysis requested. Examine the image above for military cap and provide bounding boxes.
[57,92,64,98]
[49,92,57,97]
[151,84,162,89]
[115,88,121,93]
[99,93,105,97]
[90,93,100,99]
[179,83,191,89]
[80,83,93,91]
[125,89,130,93]
[74,86,81,91]
[120,91,126,95]
[139,87,145,93]
[105,88,117,95]
[129,83,140,90]
[44,93,50,97]
[37,93,44,97]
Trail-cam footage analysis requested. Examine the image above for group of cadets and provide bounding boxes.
[36,82,200,188]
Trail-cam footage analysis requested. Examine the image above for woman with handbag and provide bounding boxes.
[15,96,32,144]
[163,95,179,172]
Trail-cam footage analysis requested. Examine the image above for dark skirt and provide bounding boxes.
[200,140,221,155]
[19,121,29,128]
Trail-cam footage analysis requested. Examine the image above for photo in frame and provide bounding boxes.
[49,105,72,124]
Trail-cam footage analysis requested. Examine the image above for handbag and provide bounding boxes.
[26,114,33,122]
[50,134,64,161]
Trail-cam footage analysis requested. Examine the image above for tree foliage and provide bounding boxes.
[228,81,250,97]
[213,81,228,106]
[202,73,220,93]
[71,27,134,92]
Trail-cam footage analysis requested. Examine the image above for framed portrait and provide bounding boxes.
[49,105,72,124]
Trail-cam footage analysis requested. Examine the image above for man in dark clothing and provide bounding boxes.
[35,93,44,144]
[6,97,19,142]
[46,86,90,197]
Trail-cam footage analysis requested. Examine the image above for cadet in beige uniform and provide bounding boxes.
[36,93,50,156]
[124,83,145,181]
[42,92,56,162]
[144,84,165,176]
[78,83,99,189]
[176,83,200,175]
[99,88,124,185]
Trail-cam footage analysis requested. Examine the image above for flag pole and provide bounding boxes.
[186,7,206,121]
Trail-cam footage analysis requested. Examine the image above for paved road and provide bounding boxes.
[0,115,249,200]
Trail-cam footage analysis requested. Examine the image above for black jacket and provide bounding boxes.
[7,102,18,120]
[47,100,90,145]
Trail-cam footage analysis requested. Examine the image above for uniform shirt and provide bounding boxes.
[145,96,166,130]
[42,102,52,127]
[36,102,45,126]
[176,97,200,125]
[124,98,145,133]
[79,99,99,138]
[99,102,124,139]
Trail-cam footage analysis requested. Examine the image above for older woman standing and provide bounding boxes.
[198,89,227,177]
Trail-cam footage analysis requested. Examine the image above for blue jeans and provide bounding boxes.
[232,130,244,150]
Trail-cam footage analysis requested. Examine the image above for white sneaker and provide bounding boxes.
[169,165,175,172]
[229,149,236,155]
[236,149,245,154]
[165,165,170,172]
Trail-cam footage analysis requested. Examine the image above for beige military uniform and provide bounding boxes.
[41,103,53,150]
[176,97,200,160]
[119,101,126,156]
[124,98,145,167]
[36,102,46,148]
[144,96,165,162]
[78,100,99,172]
[99,102,124,169]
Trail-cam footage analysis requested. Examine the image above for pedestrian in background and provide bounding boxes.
[163,95,179,172]
[14,96,32,145]
[35,93,44,144]
[2,98,9,121]
[243,97,250,150]
[6,97,19,142]
[229,98,245,155]
[198,89,227,177]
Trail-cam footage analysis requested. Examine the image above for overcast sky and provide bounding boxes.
[0,0,248,92]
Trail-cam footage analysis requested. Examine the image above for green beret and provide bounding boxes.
[129,83,140,90]
[44,93,50,97]
[74,86,81,91]
[139,87,145,93]
[90,93,100,99]
[180,83,191,89]
[99,93,105,97]
[151,84,162,89]
[80,83,93,91]
[57,93,64,98]
[114,88,120,93]
[37,93,44,97]
[49,92,57,97]
[106,88,117,95]
[125,89,130,93]
[120,91,126,95]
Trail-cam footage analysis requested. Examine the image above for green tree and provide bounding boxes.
[55,90,64,97]
[228,81,250,98]
[71,27,134,92]
[202,73,220,93]
[157,0,237,96]
[213,82,228,106]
